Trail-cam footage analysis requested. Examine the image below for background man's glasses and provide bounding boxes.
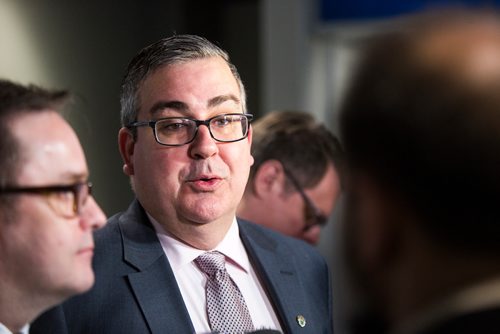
[0,182,93,218]
[126,113,253,146]
[282,167,328,231]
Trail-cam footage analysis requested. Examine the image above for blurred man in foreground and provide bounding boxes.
[0,79,106,334]
[340,10,500,334]
[32,35,332,333]
[238,110,342,245]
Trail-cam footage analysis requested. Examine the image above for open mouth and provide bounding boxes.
[199,177,213,182]
[187,175,223,190]
[195,177,219,185]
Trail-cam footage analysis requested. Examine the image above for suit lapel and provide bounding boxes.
[239,220,314,333]
[119,201,195,334]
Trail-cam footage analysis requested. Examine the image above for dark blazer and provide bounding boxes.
[350,306,500,334]
[31,200,333,334]
[416,307,500,334]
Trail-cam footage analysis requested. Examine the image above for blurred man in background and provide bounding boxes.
[238,110,342,245]
[0,79,106,334]
[340,9,500,334]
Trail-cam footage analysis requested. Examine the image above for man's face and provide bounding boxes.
[120,57,253,235]
[0,111,106,301]
[273,164,340,245]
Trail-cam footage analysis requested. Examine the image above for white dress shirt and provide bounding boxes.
[149,215,282,334]
[0,323,29,334]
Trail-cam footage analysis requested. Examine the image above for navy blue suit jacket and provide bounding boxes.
[31,200,333,333]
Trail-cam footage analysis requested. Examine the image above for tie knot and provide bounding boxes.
[195,251,226,277]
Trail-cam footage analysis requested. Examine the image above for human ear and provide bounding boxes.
[252,160,287,198]
[247,125,254,167]
[118,127,135,176]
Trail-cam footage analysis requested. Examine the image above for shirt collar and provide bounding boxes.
[0,323,29,334]
[148,213,251,273]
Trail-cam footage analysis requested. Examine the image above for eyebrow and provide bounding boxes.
[149,101,189,116]
[207,94,240,109]
[60,171,89,183]
[148,94,241,117]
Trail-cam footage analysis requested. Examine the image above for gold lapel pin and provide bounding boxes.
[296,314,306,328]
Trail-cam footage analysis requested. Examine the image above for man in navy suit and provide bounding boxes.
[340,10,500,334]
[31,35,332,334]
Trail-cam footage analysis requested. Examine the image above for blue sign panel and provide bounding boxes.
[320,0,500,21]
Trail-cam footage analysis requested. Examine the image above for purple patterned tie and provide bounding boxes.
[195,251,255,334]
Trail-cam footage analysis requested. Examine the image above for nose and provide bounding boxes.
[80,196,107,230]
[189,124,218,159]
[302,225,321,245]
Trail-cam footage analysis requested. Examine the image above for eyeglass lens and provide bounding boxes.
[47,183,91,218]
[154,114,250,146]
[0,182,92,218]
[282,168,328,230]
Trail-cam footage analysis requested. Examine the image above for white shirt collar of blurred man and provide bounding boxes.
[0,323,29,334]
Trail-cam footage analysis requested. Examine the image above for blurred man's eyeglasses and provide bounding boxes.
[126,113,253,146]
[0,182,93,218]
[282,168,328,231]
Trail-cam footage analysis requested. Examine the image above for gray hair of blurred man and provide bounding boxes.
[120,34,247,134]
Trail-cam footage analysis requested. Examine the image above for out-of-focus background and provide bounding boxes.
[1,0,497,331]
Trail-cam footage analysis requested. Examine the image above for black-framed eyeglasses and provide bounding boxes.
[126,113,253,146]
[282,168,328,231]
[0,182,93,218]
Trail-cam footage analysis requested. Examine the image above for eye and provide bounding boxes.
[47,190,76,217]
[213,116,236,128]
[157,120,190,133]
[53,190,74,202]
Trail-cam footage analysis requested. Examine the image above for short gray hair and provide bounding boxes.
[120,34,247,129]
